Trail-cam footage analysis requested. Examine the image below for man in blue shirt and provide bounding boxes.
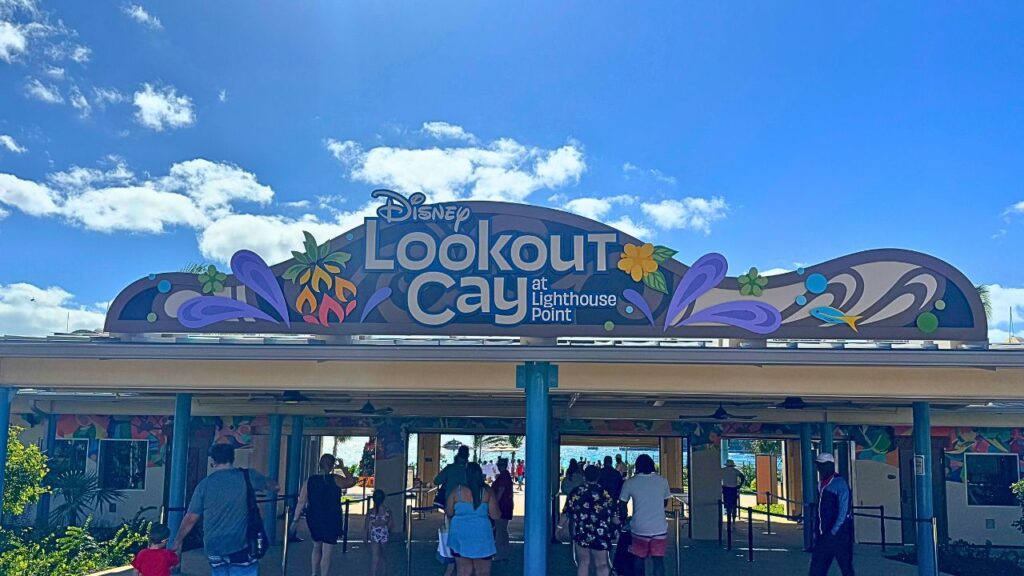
[809,452,854,576]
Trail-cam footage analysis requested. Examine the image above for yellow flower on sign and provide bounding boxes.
[617,243,658,282]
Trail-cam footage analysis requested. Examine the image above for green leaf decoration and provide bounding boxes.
[291,251,310,265]
[747,267,758,277]
[740,283,753,296]
[642,269,669,294]
[755,276,768,287]
[651,246,678,263]
[318,242,330,260]
[324,251,352,267]
[302,231,318,258]
[282,264,306,281]
[750,285,763,297]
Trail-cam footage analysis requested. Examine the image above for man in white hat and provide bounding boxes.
[808,452,854,576]
[721,459,746,522]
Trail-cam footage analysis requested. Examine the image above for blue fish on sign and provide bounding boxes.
[810,306,862,332]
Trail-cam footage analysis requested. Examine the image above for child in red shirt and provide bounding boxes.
[132,523,179,576]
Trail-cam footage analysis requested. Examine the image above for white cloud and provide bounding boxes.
[622,161,676,185]
[69,45,89,63]
[122,4,162,29]
[326,130,586,204]
[562,195,635,221]
[43,64,62,78]
[199,214,348,264]
[607,216,652,240]
[0,173,60,215]
[640,196,728,234]
[1,157,273,237]
[761,268,791,276]
[0,134,26,153]
[93,87,125,106]
[69,84,90,117]
[422,121,476,143]
[218,89,227,103]
[24,77,61,103]
[62,185,207,233]
[0,21,27,62]
[133,83,195,130]
[0,282,106,337]
[281,200,310,209]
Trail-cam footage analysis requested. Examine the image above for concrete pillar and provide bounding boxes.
[914,402,937,576]
[36,412,58,526]
[167,394,192,543]
[285,416,304,508]
[373,429,408,534]
[660,437,684,490]
[264,414,283,544]
[417,433,441,508]
[690,439,722,540]
[524,361,552,575]
[800,422,815,551]
[720,438,730,467]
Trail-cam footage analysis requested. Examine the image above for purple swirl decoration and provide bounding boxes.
[231,250,290,326]
[622,289,654,326]
[677,301,782,334]
[663,252,728,330]
[178,296,277,328]
[360,287,392,322]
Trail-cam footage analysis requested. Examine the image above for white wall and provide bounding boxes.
[945,480,1024,546]
[852,459,903,544]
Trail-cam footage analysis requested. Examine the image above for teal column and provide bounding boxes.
[264,414,283,544]
[822,422,835,457]
[167,394,191,543]
[523,362,553,576]
[0,388,14,526]
[721,438,730,467]
[800,422,815,551]
[36,412,58,526]
[914,402,937,576]
[285,416,304,508]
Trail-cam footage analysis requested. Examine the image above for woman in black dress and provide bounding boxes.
[293,454,358,576]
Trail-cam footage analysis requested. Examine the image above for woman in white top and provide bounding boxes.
[619,454,672,576]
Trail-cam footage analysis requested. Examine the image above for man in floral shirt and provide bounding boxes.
[557,465,620,576]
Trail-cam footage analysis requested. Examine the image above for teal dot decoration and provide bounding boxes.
[805,273,827,294]
[346,233,354,240]
[146,312,157,323]
[795,295,807,306]
[797,267,805,275]
[935,300,946,311]
[157,280,172,293]
[916,312,939,334]
[625,305,635,314]
[147,274,156,280]
[603,321,615,331]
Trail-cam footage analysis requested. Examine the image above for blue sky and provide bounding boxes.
[1,1,1023,339]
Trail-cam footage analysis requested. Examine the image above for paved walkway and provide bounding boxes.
[176,512,935,575]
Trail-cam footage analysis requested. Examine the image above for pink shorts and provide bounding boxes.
[629,534,667,558]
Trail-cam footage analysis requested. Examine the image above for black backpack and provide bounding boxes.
[242,469,270,560]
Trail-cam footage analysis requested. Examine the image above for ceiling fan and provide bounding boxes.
[325,400,394,416]
[771,396,873,410]
[247,390,315,404]
[683,404,756,421]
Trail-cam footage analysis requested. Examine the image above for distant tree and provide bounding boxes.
[976,284,992,320]
[181,262,210,274]
[749,439,781,456]
[4,426,49,518]
[482,435,525,463]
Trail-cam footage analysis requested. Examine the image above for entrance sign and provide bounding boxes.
[106,190,986,340]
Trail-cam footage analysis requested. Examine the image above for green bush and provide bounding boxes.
[5,425,49,518]
[0,517,149,576]
[891,539,1024,576]
[751,503,785,515]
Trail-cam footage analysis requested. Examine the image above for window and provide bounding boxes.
[965,453,1020,506]
[98,440,148,491]
[51,439,88,475]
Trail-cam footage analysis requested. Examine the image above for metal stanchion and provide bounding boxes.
[746,507,754,562]
[879,505,886,552]
[406,504,413,576]
[159,505,166,525]
[281,505,292,575]
[717,499,723,546]
[342,500,351,553]
[675,509,682,575]
[932,517,940,576]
